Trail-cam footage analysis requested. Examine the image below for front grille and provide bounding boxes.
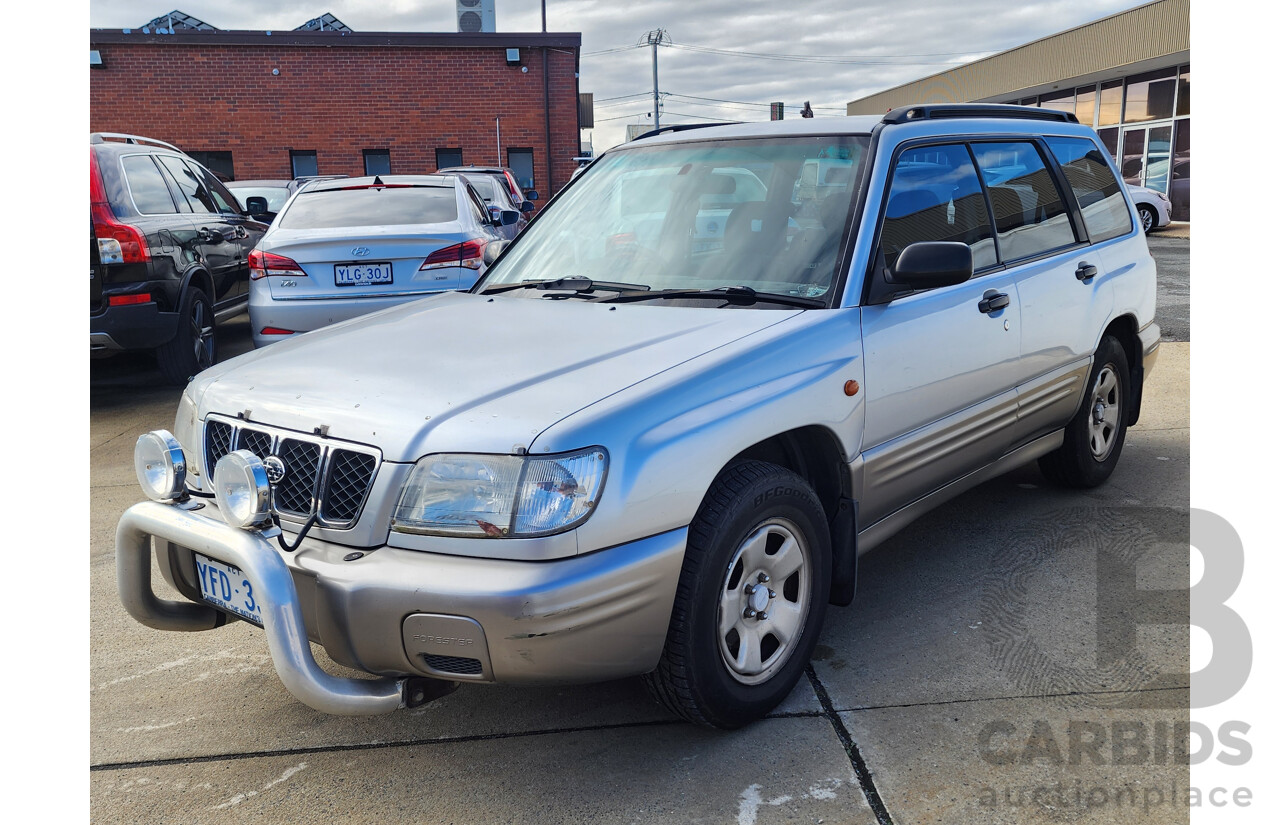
[202,416,380,529]
[422,654,484,676]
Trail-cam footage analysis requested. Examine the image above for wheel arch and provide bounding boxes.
[179,265,215,305]
[726,426,858,607]
[1101,313,1145,426]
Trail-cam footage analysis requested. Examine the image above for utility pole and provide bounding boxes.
[644,29,670,131]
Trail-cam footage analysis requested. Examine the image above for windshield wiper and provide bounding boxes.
[479,277,652,296]
[595,285,825,309]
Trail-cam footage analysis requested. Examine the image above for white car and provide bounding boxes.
[247,174,517,347]
[1126,184,1172,234]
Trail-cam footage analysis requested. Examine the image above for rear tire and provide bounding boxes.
[644,461,831,729]
[157,287,215,386]
[1039,335,1130,488]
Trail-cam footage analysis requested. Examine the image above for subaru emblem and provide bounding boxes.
[352,246,371,257]
[263,455,287,485]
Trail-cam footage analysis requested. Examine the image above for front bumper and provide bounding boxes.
[117,499,686,715]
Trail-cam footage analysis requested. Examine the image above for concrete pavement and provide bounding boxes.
[90,320,1190,824]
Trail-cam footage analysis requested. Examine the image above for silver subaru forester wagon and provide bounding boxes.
[119,105,1159,729]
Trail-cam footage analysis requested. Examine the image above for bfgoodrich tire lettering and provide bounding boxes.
[644,460,831,728]
[1039,335,1130,488]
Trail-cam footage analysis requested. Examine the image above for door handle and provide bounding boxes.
[1076,262,1098,281]
[978,290,1010,314]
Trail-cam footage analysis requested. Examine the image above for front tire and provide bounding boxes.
[157,287,215,386]
[1039,335,1130,488]
[1137,204,1156,234]
[645,461,831,728]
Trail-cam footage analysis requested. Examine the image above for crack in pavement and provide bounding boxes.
[829,684,1188,715]
[806,665,895,825]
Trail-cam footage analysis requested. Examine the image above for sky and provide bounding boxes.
[87,0,1154,151]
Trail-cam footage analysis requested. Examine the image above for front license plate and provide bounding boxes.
[335,262,393,286]
[195,553,263,625]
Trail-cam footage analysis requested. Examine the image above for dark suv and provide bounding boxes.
[90,133,267,384]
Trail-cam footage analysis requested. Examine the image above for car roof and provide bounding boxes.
[437,166,509,174]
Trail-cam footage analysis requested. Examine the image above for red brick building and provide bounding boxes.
[89,27,582,197]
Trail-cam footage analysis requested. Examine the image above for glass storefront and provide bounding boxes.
[1004,63,1190,220]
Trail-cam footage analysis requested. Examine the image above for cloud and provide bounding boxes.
[89,0,1151,150]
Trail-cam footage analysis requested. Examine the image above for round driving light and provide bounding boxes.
[213,450,273,529]
[134,430,186,502]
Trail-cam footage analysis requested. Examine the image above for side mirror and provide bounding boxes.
[519,201,535,214]
[524,190,539,201]
[500,209,520,226]
[889,241,973,290]
[245,196,270,216]
[482,239,510,266]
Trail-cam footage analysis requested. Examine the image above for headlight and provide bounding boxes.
[213,450,273,530]
[134,430,187,502]
[392,448,608,537]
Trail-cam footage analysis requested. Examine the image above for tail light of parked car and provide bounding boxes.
[249,249,306,280]
[420,239,487,272]
[90,150,149,265]
[502,170,523,201]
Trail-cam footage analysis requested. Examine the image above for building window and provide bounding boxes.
[1074,86,1097,127]
[507,148,535,191]
[1176,65,1190,117]
[186,150,234,181]
[1098,80,1123,126]
[1123,68,1177,124]
[1038,89,1074,114]
[290,150,319,178]
[364,149,391,176]
[435,148,463,170]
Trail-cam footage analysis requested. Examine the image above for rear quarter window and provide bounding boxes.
[1045,136,1133,243]
[121,155,178,214]
[277,186,459,229]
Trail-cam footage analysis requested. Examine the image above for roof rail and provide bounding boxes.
[632,122,742,142]
[89,133,184,153]
[881,104,1079,125]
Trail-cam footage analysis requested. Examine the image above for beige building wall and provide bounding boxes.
[847,0,1189,114]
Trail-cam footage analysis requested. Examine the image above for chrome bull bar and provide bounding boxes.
[116,500,432,715]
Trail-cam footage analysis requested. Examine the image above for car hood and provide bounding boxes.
[191,291,800,462]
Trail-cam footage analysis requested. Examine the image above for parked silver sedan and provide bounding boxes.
[247,174,512,347]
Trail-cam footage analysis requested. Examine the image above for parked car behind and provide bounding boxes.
[118,105,1159,729]
[90,132,267,384]
[226,176,347,223]
[436,165,539,214]
[247,174,512,347]
[1125,183,1172,233]
[458,173,528,240]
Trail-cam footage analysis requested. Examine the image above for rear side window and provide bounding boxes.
[970,142,1076,262]
[187,161,242,214]
[1045,137,1133,243]
[880,144,996,271]
[121,155,178,214]
[277,186,459,229]
[157,155,216,213]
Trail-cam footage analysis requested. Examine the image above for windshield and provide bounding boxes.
[228,186,291,212]
[477,136,869,303]
[276,186,459,229]
[465,175,506,205]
